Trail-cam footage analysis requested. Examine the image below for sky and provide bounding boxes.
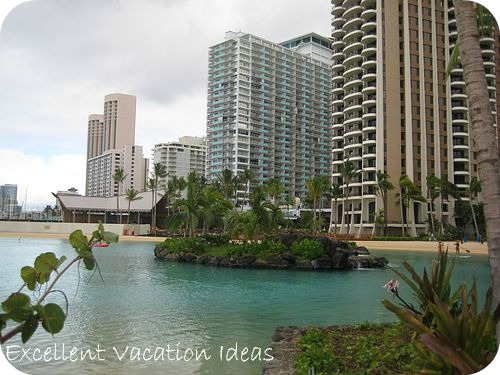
[0,0,332,209]
[0,1,499,210]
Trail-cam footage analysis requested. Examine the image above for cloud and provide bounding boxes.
[0,0,331,207]
[0,149,86,209]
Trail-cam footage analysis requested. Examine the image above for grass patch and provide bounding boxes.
[295,323,422,375]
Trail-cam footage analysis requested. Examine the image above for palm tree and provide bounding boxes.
[168,172,205,237]
[328,183,344,235]
[125,188,142,224]
[306,175,328,233]
[283,194,296,223]
[397,174,426,236]
[453,0,500,340]
[339,159,361,235]
[466,176,482,241]
[149,163,167,234]
[375,170,394,236]
[238,168,254,209]
[217,169,238,204]
[426,174,441,238]
[263,178,285,206]
[112,167,127,224]
[437,177,460,235]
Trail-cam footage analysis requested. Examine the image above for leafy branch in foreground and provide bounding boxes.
[0,223,118,344]
[382,250,500,373]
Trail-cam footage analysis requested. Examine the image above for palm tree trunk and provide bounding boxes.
[345,185,350,235]
[455,0,500,343]
[383,194,388,236]
[429,196,435,238]
[328,198,334,234]
[127,201,131,225]
[400,190,405,236]
[469,193,480,241]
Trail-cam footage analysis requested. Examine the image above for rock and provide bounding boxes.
[197,255,210,264]
[229,255,256,267]
[295,260,313,270]
[177,252,197,262]
[311,257,334,270]
[355,246,370,255]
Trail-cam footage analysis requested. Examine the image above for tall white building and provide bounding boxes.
[206,32,332,200]
[153,136,207,190]
[85,94,148,197]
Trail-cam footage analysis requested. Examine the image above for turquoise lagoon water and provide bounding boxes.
[0,237,491,375]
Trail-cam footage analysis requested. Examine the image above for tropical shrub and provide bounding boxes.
[159,237,207,255]
[295,323,421,375]
[382,250,500,373]
[200,233,230,245]
[291,238,324,260]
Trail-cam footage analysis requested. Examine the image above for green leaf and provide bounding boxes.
[102,231,119,244]
[58,255,67,267]
[1,293,32,322]
[21,266,37,290]
[98,221,105,233]
[34,252,59,274]
[69,230,89,251]
[83,255,96,271]
[21,312,39,343]
[41,303,65,334]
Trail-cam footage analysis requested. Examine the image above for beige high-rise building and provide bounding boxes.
[103,93,136,151]
[330,0,499,236]
[153,136,207,192]
[85,93,147,197]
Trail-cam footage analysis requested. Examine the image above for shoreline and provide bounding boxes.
[0,232,489,254]
[0,232,167,243]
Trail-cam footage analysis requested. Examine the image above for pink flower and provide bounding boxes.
[384,279,400,294]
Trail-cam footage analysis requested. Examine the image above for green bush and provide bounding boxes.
[200,233,230,245]
[291,238,324,260]
[256,239,287,258]
[160,237,208,255]
[295,323,421,375]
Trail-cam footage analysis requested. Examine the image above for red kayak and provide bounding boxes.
[93,242,110,248]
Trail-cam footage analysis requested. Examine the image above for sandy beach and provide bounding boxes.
[0,231,489,254]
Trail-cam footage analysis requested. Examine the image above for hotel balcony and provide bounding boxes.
[331,17,345,29]
[344,16,363,30]
[361,58,376,69]
[361,31,376,44]
[332,28,346,40]
[361,0,376,7]
[344,53,363,67]
[344,78,363,91]
[332,39,346,50]
[343,29,363,43]
[344,116,362,127]
[331,6,345,17]
[344,90,363,101]
[342,0,359,8]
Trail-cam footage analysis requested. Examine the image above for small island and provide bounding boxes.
[154,233,388,271]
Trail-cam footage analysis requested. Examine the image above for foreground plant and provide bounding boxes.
[0,223,118,344]
[383,251,499,373]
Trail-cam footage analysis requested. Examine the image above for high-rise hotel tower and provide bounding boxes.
[331,0,499,236]
[85,93,148,197]
[206,32,332,201]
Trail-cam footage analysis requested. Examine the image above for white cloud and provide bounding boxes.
[0,149,86,209]
[0,0,333,207]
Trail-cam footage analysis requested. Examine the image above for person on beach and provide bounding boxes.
[438,241,443,254]
[455,240,460,255]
